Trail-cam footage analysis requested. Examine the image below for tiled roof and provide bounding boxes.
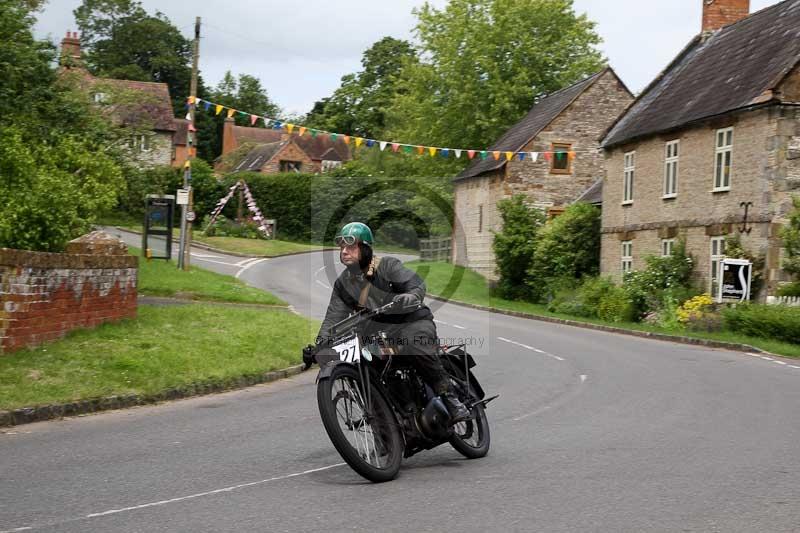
[603,0,800,148]
[232,125,351,161]
[456,69,607,181]
[232,142,286,173]
[92,78,177,132]
[573,179,603,205]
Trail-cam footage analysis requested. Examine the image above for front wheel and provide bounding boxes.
[448,373,491,459]
[317,364,404,482]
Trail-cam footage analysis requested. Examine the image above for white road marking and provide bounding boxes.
[580,375,588,383]
[316,279,332,290]
[190,252,225,259]
[761,357,775,361]
[497,337,565,361]
[773,361,788,366]
[451,324,466,330]
[0,527,33,532]
[235,258,268,279]
[235,257,262,267]
[434,319,450,326]
[191,257,240,267]
[86,463,346,519]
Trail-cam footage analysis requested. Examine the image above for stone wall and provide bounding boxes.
[452,171,505,279]
[0,232,138,353]
[601,105,800,296]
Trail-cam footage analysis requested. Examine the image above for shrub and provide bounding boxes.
[492,196,545,301]
[676,294,722,331]
[623,240,695,320]
[723,304,800,344]
[777,282,800,297]
[527,202,600,300]
[596,287,635,323]
[781,196,800,278]
[547,276,633,322]
[202,214,264,240]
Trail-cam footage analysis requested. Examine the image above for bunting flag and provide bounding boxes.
[190,96,583,164]
[206,180,273,239]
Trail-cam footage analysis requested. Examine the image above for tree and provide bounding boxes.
[492,196,545,300]
[74,0,193,115]
[386,0,605,149]
[306,37,417,139]
[0,0,124,251]
[782,196,800,278]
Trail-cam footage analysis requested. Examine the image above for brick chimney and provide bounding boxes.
[222,117,238,156]
[702,0,750,32]
[60,31,83,68]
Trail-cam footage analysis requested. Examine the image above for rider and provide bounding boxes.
[304,222,470,422]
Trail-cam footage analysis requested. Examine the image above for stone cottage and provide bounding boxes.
[600,0,800,298]
[59,31,178,168]
[452,67,634,278]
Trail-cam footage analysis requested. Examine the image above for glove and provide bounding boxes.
[392,293,419,311]
[302,344,317,370]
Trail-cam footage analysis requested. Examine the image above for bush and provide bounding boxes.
[597,289,635,323]
[777,282,800,297]
[723,304,800,344]
[547,276,633,322]
[202,214,264,240]
[623,240,695,320]
[527,202,601,301]
[492,195,545,301]
[781,196,800,278]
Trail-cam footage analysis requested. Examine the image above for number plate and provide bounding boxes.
[333,335,361,363]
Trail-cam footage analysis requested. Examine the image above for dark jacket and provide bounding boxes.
[316,256,433,347]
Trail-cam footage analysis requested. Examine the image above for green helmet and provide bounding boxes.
[335,222,374,247]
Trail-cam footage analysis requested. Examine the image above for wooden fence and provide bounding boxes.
[419,237,452,262]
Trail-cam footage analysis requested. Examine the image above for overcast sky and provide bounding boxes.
[34,0,782,117]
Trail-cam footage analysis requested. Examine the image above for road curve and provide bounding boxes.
[2,235,799,532]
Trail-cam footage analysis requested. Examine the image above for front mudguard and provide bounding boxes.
[315,359,356,383]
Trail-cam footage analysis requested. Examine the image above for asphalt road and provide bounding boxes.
[2,230,800,532]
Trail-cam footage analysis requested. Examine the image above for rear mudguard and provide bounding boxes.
[444,352,486,400]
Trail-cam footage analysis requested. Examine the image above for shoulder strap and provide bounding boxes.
[358,256,382,308]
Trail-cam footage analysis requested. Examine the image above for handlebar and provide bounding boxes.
[329,300,399,337]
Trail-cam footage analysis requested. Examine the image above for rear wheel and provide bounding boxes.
[448,372,491,459]
[317,364,403,482]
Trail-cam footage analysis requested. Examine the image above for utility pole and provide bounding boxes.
[181,16,201,271]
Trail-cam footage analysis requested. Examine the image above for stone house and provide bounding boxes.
[452,67,634,278]
[59,31,180,168]
[216,118,351,174]
[600,0,800,299]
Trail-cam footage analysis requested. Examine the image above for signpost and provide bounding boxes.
[717,258,752,303]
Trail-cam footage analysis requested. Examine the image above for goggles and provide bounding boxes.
[334,235,358,247]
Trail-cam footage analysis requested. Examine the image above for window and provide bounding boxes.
[713,127,733,191]
[478,204,483,233]
[623,151,635,204]
[710,236,726,295]
[621,241,633,274]
[661,239,675,257]
[130,134,150,153]
[321,160,342,173]
[551,143,572,174]
[93,92,108,104]
[280,160,302,173]
[664,140,679,197]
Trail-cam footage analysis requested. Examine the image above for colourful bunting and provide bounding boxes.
[404,145,413,154]
[441,149,450,158]
[417,146,424,155]
[250,115,258,126]
[530,152,539,162]
[286,124,295,134]
[468,150,476,160]
[429,147,437,157]
[505,151,514,161]
[480,151,488,160]
[311,129,318,138]
[215,104,223,115]
[380,141,388,151]
[366,139,375,148]
[204,101,211,112]
[392,143,401,153]
[299,127,307,136]
[355,137,364,148]
[343,135,350,145]
[455,149,462,159]
[518,152,526,161]
[227,108,235,119]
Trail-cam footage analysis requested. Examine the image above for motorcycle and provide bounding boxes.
[307,301,497,482]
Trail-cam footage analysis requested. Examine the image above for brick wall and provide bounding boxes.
[260,140,317,174]
[702,0,750,32]
[0,232,138,353]
[601,105,799,297]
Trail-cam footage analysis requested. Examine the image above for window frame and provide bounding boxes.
[550,143,572,174]
[621,240,633,274]
[710,236,727,295]
[661,238,675,257]
[713,127,733,192]
[280,160,302,173]
[622,151,635,205]
[663,140,679,198]
[478,204,483,233]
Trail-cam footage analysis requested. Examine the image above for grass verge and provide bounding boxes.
[406,261,800,358]
[133,246,284,305]
[0,304,319,410]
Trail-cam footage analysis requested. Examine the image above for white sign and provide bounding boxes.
[176,189,190,205]
[333,335,361,363]
[186,211,196,222]
[717,258,752,303]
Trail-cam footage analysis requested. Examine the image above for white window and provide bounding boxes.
[623,151,635,204]
[130,134,151,153]
[662,239,675,257]
[664,140,679,197]
[93,92,108,104]
[713,128,733,191]
[710,236,726,295]
[621,241,633,273]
